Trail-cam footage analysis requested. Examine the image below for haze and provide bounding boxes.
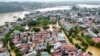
[0,0,99,2]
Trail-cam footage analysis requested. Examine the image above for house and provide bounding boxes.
[92,38,100,43]
[0,41,10,56]
[87,28,98,37]
[64,23,72,31]
[57,32,66,44]
[78,52,91,56]
[54,42,62,49]
[41,52,49,56]
[50,16,56,22]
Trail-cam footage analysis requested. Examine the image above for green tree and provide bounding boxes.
[46,42,53,53]
[32,28,40,32]
[37,18,49,26]
[72,6,79,11]
[15,26,25,32]
[75,43,81,49]
[93,28,99,34]
[28,20,37,26]
[17,18,22,21]
[96,43,100,48]
[86,35,95,45]
[43,26,49,30]
[36,50,41,56]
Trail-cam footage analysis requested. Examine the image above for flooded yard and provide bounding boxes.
[86,46,100,56]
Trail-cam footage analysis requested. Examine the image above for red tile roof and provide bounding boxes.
[0,41,3,45]
[79,52,91,56]
[60,45,77,51]
[92,38,100,43]
[53,53,61,56]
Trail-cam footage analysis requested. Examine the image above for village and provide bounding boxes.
[0,6,100,56]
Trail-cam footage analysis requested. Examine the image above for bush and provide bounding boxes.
[86,35,95,45]
[82,48,86,52]
[81,42,88,47]
[28,20,37,26]
[21,23,26,26]
[36,50,41,56]
[93,28,99,34]
[46,42,53,53]
[15,26,25,32]
[75,43,81,49]
[16,51,22,56]
[43,26,49,29]
[17,18,22,21]
[32,28,40,32]
[96,42,100,48]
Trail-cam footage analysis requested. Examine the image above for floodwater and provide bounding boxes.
[0,11,30,25]
[86,46,100,56]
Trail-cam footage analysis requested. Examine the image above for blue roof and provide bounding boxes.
[64,24,72,30]
[41,52,49,56]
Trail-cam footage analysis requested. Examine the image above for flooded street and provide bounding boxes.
[60,22,100,56]
[86,46,100,56]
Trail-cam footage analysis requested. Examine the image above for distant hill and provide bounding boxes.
[0,2,43,13]
[0,1,100,13]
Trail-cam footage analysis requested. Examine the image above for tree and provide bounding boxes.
[21,22,26,26]
[37,18,49,26]
[32,28,40,32]
[86,35,95,45]
[74,26,79,34]
[36,50,41,56]
[17,18,22,21]
[93,28,99,34]
[15,26,25,32]
[77,13,82,17]
[96,43,100,48]
[75,43,81,49]
[46,42,53,53]
[14,47,22,56]
[43,26,49,30]
[28,20,37,26]
[72,6,79,11]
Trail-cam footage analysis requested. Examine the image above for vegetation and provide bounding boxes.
[95,43,100,48]
[71,6,79,11]
[15,47,22,56]
[17,18,22,21]
[36,50,41,56]
[15,26,25,32]
[93,28,99,34]
[32,28,40,32]
[59,21,89,51]
[0,29,14,47]
[46,42,53,53]
[75,43,81,49]
[85,35,95,46]
[9,41,22,56]
[43,26,49,29]
[28,20,37,26]
[37,18,49,26]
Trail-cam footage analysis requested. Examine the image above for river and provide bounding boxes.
[0,11,30,25]
[0,5,100,56]
[0,6,72,26]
